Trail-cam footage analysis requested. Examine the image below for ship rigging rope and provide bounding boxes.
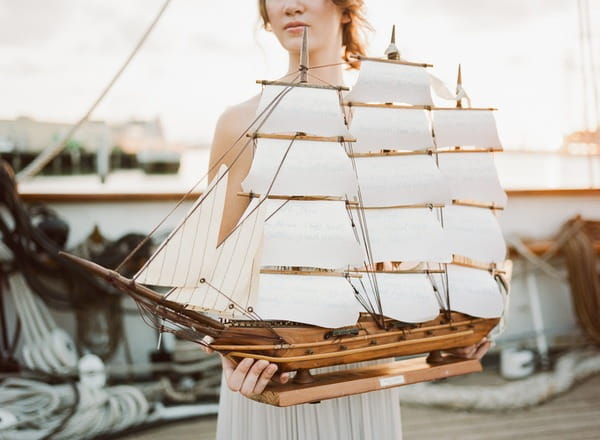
[344,137,389,324]
[158,132,303,335]
[15,0,173,182]
[121,75,301,275]
[129,82,299,282]
[426,100,454,317]
[303,69,388,320]
[125,82,317,343]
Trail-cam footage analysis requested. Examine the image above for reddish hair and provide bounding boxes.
[258,0,371,69]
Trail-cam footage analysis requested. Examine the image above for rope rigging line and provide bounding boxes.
[201,280,284,342]
[307,61,352,71]
[123,75,301,276]
[274,61,351,86]
[181,69,382,330]
[345,144,379,308]
[180,196,215,288]
[217,130,300,246]
[133,294,220,339]
[346,275,378,322]
[16,0,174,182]
[425,263,446,309]
[306,71,339,89]
[190,280,257,322]
[264,199,290,223]
[342,195,381,320]
[178,134,305,340]
[188,206,263,317]
[126,77,305,343]
[344,137,386,326]
[425,103,452,316]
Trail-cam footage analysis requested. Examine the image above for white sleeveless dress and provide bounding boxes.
[216,359,402,440]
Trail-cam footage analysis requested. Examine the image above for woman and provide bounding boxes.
[208,1,491,439]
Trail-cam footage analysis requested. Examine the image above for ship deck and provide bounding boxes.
[120,359,600,440]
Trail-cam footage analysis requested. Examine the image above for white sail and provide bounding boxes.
[428,72,471,105]
[256,85,350,137]
[253,273,361,328]
[437,152,507,207]
[135,165,228,287]
[242,138,356,197]
[348,107,433,152]
[172,199,267,315]
[363,273,440,323]
[353,155,451,206]
[262,199,363,268]
[357,208,452,263]
[443,205,506,263]
[437,265,504,318]
[345,59,433,105]
[433,109,501,148]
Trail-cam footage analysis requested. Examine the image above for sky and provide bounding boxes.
[0,0,599,149]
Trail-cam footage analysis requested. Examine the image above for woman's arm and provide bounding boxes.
[207,99,290,396]
[208,104,254,243]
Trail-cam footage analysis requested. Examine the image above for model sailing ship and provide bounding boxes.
[62,28,510,406]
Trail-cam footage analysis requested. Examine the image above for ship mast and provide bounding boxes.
[300,27,309,83]
[385,25,401,61]
[456,64,463,109]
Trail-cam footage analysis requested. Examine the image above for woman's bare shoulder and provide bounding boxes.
[209,94,260,176]
[215,95,261,139]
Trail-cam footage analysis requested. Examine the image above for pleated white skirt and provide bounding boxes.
[216,360,402,440]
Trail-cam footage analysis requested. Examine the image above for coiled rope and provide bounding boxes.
[0,378,149,440]
[397,349,600,410]
[560,217,600,343]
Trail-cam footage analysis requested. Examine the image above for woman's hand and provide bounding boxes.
[444,337,492,360]
[201,336,290,396]
[222,356,290,396]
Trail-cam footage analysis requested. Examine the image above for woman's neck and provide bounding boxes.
[284,46,345,86]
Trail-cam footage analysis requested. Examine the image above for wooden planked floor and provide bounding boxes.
[122,373,600,440]
[401,374,600,440]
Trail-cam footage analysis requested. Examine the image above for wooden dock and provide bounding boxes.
[122,371,600,440]
[400,373,600,440]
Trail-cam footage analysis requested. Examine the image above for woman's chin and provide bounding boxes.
[280,36,302,49]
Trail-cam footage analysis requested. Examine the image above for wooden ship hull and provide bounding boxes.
[213,313,498,372]
[60,251,497,372]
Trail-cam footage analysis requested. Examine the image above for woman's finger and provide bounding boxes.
[240,360,270,396]
[446,337,490,359]
[272,371,290,384]
[473,340,492,360]
[253,363,279,394]
[449,345,475,358]
[221,354,236,380]
[225,357,254,392]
